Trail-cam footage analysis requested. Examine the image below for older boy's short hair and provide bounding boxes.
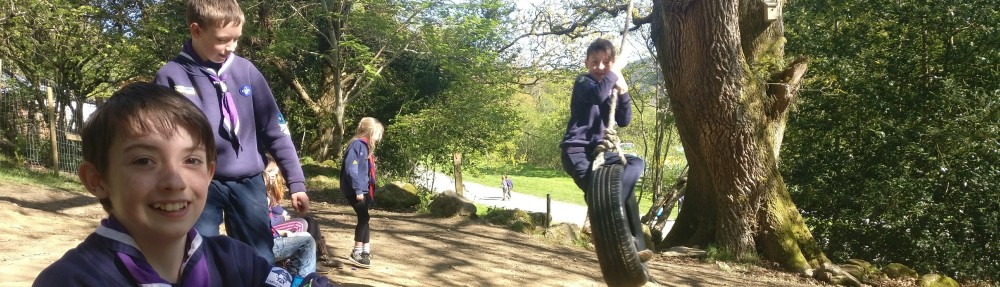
[586,38,617,60]
[81,82,217,211]
[186,0,245,28]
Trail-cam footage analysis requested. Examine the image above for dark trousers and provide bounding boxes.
[562,149,647,251]
[349,196,371,244]
[195,173,275,263]
[562,149,644,200]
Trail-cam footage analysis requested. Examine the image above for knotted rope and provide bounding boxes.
[592,1,633,171]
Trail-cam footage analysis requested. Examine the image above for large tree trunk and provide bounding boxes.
[651,0,825,271]
[308,92,347,162]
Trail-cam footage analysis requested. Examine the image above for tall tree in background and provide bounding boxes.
[383,0,521,177]
[650,0,823,270]
[0,0,145,130]
[246,0,431,160]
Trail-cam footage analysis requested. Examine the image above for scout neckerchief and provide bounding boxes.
[358,138,377,204]
[96,216,211,286]
[180,40,242,152]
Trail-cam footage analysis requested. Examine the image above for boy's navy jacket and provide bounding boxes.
[559,72,632,154]
[154,40,306,193]
[33,218,294,287]
[340,139,375,199]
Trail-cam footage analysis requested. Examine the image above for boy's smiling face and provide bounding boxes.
[190,21,242,64]
[80,126,214,242]
[585,50,615,82]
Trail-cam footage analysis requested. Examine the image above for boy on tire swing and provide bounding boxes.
[559,38,653,263]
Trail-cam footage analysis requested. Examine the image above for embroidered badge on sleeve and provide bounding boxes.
[277,113,290,135]
[264,267,293,287]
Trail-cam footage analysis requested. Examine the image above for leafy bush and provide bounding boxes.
[783,1,1000,281]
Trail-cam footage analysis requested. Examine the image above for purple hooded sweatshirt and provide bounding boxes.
[154,40,306,193]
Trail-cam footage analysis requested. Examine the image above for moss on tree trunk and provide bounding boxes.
[651,0,825,271]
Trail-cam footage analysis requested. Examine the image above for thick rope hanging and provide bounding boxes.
[592,0,633,171]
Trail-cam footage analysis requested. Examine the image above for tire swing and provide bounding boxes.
[585,5,649,280]
[586,158,650,287]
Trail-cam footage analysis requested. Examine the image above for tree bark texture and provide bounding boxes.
[651,0,826,271]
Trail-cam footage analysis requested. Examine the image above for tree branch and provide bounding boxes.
[271,59,321,114]
[768,56,809,115]
[498,2,634,54]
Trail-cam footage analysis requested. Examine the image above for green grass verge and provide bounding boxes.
[0,156,83,192]
[462,164,658,216]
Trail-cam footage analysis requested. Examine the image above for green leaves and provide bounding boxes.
[783,1,1000,281]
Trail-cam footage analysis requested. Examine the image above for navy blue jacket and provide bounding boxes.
[340,139,375,199]
[154,40,306,193]
[560,73,633,154]
[34,224,288,286]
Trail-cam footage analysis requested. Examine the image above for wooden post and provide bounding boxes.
[47,86,58,172]
[452,152,463,197]
[546,193,552,229]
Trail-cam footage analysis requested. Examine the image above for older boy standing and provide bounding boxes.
[154,0,308,264]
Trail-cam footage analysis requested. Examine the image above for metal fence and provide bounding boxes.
[1,84,85,174]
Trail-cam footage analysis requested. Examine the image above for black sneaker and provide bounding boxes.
[347,252,371,268]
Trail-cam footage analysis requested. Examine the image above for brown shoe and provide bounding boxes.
[638,250,655,263]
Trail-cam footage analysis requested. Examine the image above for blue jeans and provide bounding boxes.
[195,173,275,263]
[274,234,317,277]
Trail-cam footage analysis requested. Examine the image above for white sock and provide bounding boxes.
[352,246,363,255]
[362,243,371,253]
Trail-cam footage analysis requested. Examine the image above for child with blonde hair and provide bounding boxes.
[339,117,384,268]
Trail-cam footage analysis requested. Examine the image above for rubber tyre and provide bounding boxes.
[586,163,650,287]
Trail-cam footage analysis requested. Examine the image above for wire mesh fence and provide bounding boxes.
[1,84,85,174]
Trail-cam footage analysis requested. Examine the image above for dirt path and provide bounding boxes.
[1,180,829,287]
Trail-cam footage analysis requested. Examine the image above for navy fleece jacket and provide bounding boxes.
[340,139,374,199]
[559,72,632,154]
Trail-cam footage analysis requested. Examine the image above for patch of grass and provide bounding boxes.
[462,164,657,214]
[301,160,343,202]
[462,165,584,205]
[300,157,340,178]
[572,236,594,250]
[0,156,82,192]
[705,244,761,264]
[474,202,491,217]
[415,186,437,214]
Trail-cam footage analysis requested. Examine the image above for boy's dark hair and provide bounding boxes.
[81,82,216,211]
[186,0,245,28]
[586,38,617,60]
